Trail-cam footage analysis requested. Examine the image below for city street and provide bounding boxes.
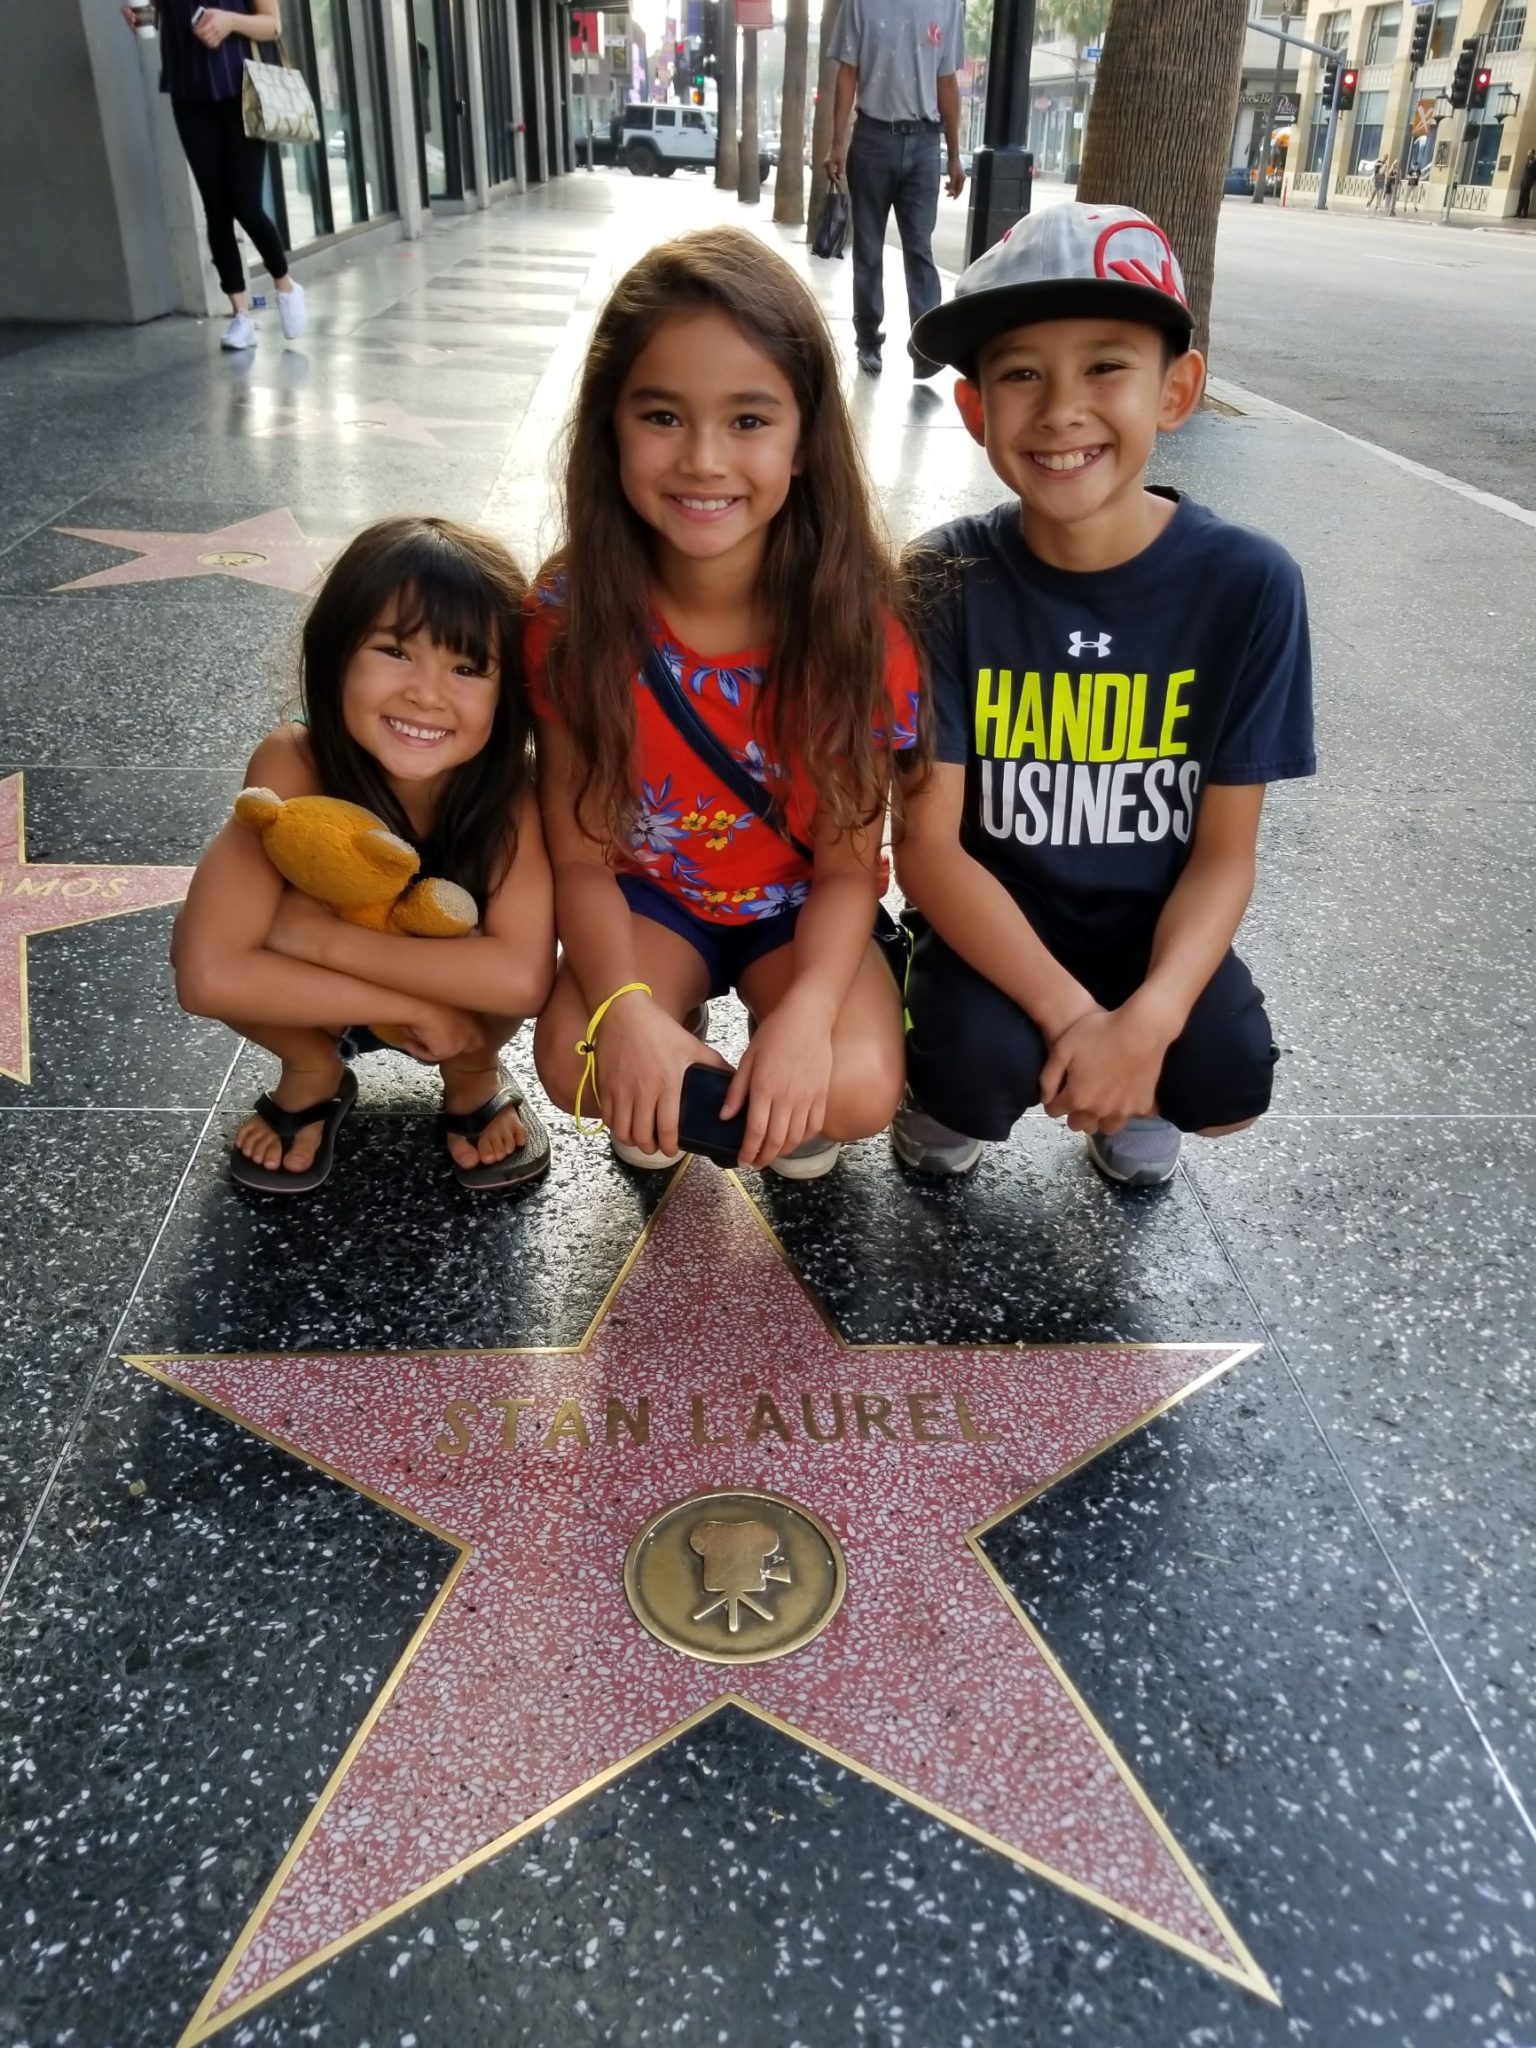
[931,183,1536,506]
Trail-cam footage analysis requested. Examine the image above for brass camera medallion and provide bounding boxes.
[624,1489,847,1665]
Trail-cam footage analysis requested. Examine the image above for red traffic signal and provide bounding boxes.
[1469,66,1492,109]
[1337,66,1359,110]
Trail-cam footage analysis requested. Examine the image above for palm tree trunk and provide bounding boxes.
[1075,0,1246,356]
[774,0,810,224]
[740,29,762,199]
[806,0,841,238]
[716,0,741,188]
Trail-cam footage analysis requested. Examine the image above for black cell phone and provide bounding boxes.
[677,1062,748,1169]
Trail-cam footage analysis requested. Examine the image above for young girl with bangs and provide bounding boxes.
[529,227,922,1178]
[173,515,556,1195]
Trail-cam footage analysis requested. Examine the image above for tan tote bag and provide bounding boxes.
[242,36,320,146]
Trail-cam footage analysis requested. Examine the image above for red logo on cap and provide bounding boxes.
[1092,218,1187,306]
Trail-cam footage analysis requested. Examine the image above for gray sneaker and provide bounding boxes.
[764,1135,841,1180]
[1084,1116,1181,1187]
[890,1089,983,1176]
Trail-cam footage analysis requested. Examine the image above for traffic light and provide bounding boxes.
[1409,3,1432,67]
[1469,65,1492,110]
[700,0,718,77]
[1336,66,1358,111]
[1321,56,1338,108]
[1449,37,1478,107]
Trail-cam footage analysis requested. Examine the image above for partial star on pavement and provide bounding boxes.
[250,395,507,450]
[52,509,336,593]
[0,774,194,1082]
[137,1163,1273,2043]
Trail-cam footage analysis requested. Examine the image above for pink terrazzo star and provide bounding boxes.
[141,1165,1273,2041]
[251,396,509,450]
[52,508,336,593]
[0,774,193,1083]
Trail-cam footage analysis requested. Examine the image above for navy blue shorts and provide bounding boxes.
[617,872,803,998]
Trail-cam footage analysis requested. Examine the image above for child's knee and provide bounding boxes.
[824,1031,906,1139]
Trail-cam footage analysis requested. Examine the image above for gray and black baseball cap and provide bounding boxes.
[912,202,1195,377]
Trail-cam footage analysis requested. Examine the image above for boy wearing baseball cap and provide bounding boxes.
[891,204,1315,1185]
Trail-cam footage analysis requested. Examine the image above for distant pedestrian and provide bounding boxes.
[1367,155,1388,211]
[1518,149,1536,218]
[122,1,308,352]
[823,0,967,380]
[1384,158,1401,213]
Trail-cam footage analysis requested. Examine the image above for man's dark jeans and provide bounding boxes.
[847,118,942,359]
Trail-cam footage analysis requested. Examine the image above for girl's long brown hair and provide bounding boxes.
[538,227,913,844]
[300,516,531,912]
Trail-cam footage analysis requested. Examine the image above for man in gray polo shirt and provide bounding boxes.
[824,0,967,378]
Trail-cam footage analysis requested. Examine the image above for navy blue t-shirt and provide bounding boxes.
[158,0,252,102]
[915,491,1315,955]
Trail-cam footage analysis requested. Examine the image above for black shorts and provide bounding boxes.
[903,916,1279,1139]
[617,872,803,998]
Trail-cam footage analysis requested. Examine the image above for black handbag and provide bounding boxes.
[811,182,851,261]
[641,645,913,989]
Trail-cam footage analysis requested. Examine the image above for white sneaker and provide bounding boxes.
[763,1135,841,1180]
[611,1134,684,1171]
[276,280,308,340]
[1085,1116,1182,1187]
[220,311,257,351]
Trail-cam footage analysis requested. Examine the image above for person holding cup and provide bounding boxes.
[121,1,309,352]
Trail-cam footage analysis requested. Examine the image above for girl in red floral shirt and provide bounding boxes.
[529,228,922,1178]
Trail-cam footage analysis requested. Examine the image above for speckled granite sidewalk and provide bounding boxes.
[0,172,1531,2048]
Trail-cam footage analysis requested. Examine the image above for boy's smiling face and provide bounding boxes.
[956,316,1205,569]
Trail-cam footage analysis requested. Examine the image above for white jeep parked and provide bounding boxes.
[620,103,717,178]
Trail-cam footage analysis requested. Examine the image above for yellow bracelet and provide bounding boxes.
[573,980,652,1134]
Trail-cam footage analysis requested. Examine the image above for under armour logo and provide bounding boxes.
[1068,630,1112,658]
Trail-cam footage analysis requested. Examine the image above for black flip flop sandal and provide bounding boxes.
[441,1069,551,1193]
[230,1066,358,1195]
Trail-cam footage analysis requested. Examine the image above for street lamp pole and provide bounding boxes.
[1252,9,1289,204]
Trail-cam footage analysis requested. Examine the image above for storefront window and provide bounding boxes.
[261,0,396,251]
[1351,88,1387,167]
[1487,0,1527,51]
[1466,117,1503,181]
[1365,3,1401,61]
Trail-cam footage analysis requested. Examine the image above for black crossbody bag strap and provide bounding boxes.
[641,645,814,864]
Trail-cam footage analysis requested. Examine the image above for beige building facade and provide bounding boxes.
[1282,0,1536,218]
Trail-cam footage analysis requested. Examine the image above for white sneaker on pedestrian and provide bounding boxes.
[1084,1116,1181,1187]
[220,311,257,351]
[276,280,308,340]
[890,1088,982,1176]
[763,1135,841,1180]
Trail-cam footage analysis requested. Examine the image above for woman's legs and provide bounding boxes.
[228,1021,346,1174]
[172,98,248,310]
[737,937,905,1143]
[215,101,293,296]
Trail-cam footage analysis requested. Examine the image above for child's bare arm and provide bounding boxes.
[1039,785,1264,1130]
[172,731,474,1052]
[265,788,557,1020]
[894,761,1097,1040]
